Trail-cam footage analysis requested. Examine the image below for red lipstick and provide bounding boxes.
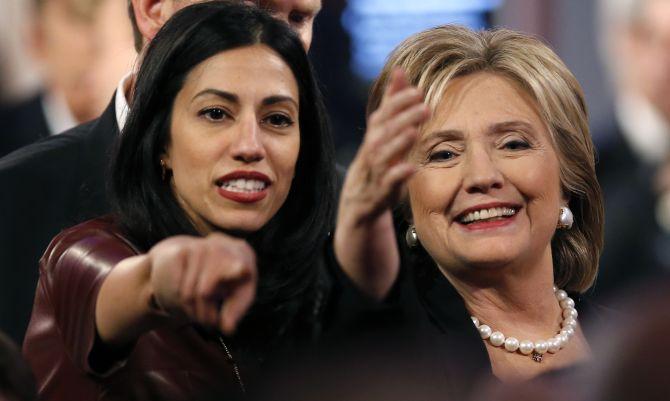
[215,170,271,204]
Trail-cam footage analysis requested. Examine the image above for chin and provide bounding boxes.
[460,254,517,270]
[447,244,522,271]
[211,214,269,235]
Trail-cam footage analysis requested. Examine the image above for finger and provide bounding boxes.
[371,86,423,126]
[219,269,257,335]
[371,126,419,170]
[380,68,411,106]
[194,260,224,327]
[379,162,417,205]
[179,243,204,318]
[380,102,430,143]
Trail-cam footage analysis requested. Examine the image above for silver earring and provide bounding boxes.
[557,206,574,229]
[405,225,419,247]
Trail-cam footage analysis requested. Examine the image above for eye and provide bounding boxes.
[198,107,229,122]
[289,11,308,25]
[503,139,531,150]
[428,149,456,162]
[263,113,295,128]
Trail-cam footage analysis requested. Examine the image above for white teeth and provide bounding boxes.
[460,207,516,223]
[219,179,267,193]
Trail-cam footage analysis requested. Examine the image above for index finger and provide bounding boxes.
[380,68,411,106]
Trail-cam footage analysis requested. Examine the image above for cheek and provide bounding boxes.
[528,156,561,200]
[168,119,217,187]
[407,169,458,248]
[270,135,301,193]
[408,169,456,216]
[275,134,300,178]
[512,155,562,227]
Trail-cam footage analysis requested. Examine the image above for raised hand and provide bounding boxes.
[334,69,430,299]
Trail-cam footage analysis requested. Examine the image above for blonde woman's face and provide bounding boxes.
[407,72,565,276]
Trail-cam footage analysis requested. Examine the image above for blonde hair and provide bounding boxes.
[369,25,604,293]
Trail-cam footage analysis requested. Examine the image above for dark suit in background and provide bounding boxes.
[0,94,51,158]
[594,121,667,301]
[0,95,118,343]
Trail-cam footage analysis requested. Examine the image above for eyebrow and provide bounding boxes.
[192,90,298,109]
[192,89,238,103]
[422,120,536,144]
[421,129,463,145]
[488,120,536,135]
[262,95,298,109]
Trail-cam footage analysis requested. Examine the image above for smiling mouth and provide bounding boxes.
[458,207,518,225]
[215,178,269,193]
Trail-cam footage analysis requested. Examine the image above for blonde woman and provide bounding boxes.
[335,25,604,384]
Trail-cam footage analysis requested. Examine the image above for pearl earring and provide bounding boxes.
[557,206,574,229]
[405,225,418,247]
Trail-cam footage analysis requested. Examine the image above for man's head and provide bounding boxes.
[31,0,135,122]
[128,0,321,51]
[599,0,670,119]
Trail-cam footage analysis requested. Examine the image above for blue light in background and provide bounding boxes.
[342,0,503,80]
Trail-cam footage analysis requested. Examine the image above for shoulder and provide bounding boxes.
[0,95,50,154]
[0,119,98,176]
[0,95,118,177]
[41,216,141,278]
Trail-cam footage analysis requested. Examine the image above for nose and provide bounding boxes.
[462,146,503,194]
[231,116,266,163]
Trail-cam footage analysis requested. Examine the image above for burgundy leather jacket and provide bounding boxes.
[22,218,247,401]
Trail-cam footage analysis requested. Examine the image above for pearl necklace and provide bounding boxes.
[470,286,578,363]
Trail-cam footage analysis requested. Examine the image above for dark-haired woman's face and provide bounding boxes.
[164,44,300,234]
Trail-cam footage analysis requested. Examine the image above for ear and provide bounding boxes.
[561,192,571,208]
[161,150,172,169]
[130,0,171,45]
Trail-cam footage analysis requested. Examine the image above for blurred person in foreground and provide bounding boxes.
[22,2,336,400]
[594,0,670,299]
[0,0,322,345]
[0,0,135,157]
[334,24,604,395]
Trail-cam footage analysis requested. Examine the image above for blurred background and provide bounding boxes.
[0,0,136,157]
[308,0,609,165]
[0,0,612,163]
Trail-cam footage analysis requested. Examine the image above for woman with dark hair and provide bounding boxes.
[22,2,335,400]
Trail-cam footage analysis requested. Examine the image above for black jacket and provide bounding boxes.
[594,121,667,300]
[0,95,119,343]
[0,94,51,157]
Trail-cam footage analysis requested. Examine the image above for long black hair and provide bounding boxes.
[111,2,336,323]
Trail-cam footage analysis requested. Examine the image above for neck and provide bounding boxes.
[442,247,562,339]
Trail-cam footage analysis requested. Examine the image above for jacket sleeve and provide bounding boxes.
[38,219,139,376]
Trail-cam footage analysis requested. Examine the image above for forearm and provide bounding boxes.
[334,210,400,300]
[95,255,166,348]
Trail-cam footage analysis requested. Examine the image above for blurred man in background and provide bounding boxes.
[595,0,670,299]
[0,0,135,157]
